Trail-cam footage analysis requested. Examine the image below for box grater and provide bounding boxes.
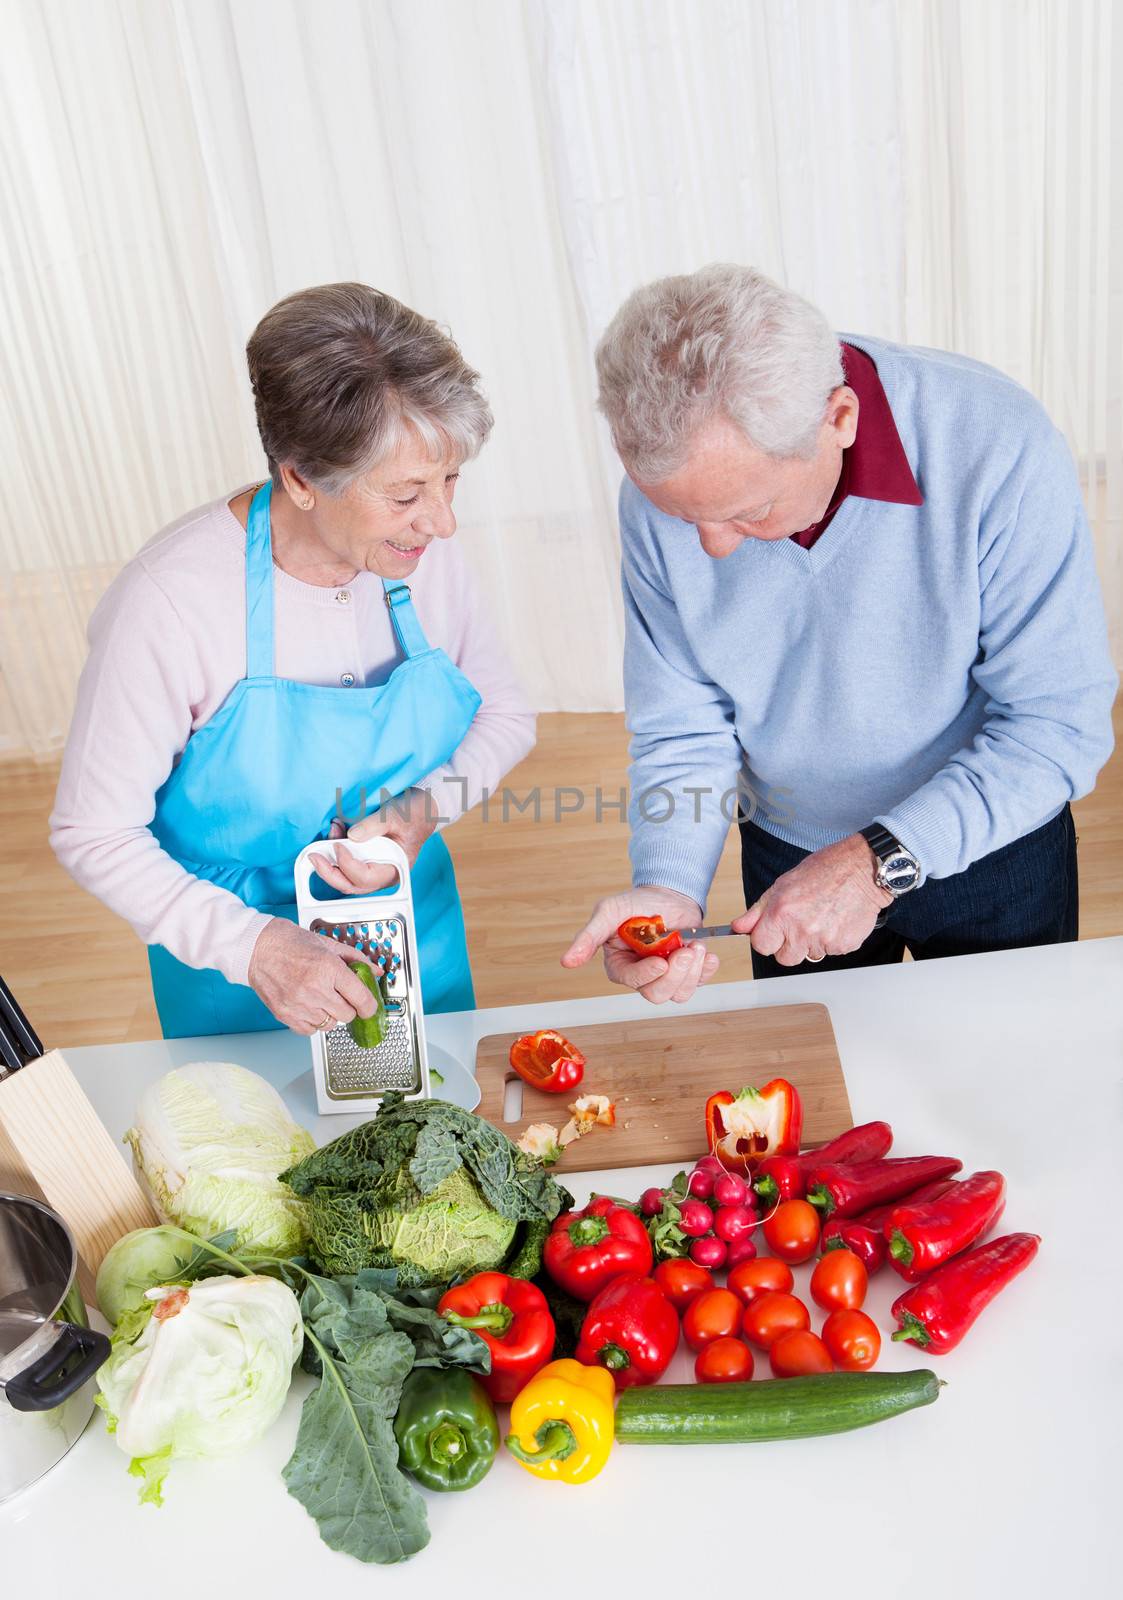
[294,837,431,1116]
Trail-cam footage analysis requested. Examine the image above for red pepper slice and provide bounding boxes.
[705,1081,803,1174]
[891,1232,1040,1354]
[885,1170,1007,1282]
[754,1120,894,1206]
[438,1272,556,1404]
[508,1029,586,1094]
[542,1194,653,1302]
[805,1154,963,1219]
[575,1272,679,1390]
[616,915,685,959]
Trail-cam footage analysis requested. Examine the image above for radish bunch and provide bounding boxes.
[640,1156,759,1270]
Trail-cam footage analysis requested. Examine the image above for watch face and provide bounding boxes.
[880,851,921,894]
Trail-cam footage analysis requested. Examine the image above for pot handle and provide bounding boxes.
[5,1322,111,1413]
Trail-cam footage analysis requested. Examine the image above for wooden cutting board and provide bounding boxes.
[475,1003,851,1173]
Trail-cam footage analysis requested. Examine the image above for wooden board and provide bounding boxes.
[475,1003,851,1172]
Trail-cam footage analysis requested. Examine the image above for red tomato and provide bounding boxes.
[740,1291,810,1351]
[682,1288,742,1352]
[727,1257,795,1306]
[694,1336,755,1384]
[653,1258,714,1312]
[822,1309,881,1371]
[762,1198,821,1264]
[810,1248,868,1312]
[769,1329,833,1378]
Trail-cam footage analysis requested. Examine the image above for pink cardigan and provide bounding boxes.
[50,489,536,985]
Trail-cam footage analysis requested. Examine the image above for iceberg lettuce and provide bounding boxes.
[96,1274,302,1504]
[125,1062,316,1256]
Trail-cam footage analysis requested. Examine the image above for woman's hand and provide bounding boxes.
[309,787,438,893]
[732,834,892,964]
[248,918,381,1035]
[562,885,720,1004]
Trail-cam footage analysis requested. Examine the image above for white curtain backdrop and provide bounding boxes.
[1,0,1119,757]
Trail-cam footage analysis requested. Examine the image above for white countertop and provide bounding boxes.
[5,938,1123,1599]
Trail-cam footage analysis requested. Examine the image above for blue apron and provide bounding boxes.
[146,481,481,1038]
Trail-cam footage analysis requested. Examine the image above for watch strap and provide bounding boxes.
[860,823,901,862]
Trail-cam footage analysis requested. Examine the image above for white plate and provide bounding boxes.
[425,1040,480,1111]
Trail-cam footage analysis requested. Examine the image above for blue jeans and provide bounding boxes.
[740,806,1078,979]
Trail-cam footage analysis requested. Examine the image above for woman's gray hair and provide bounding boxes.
[246,283,493,494]
[595,265,844,480]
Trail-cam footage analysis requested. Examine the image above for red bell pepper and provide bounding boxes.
[705,1081,803,1174]
[575,1273,679,1390]
[543,1194,653,1302]
[508,1029,585,1094]
[819,1176,959,1274]
[754,1120,894,1206]
[891,1232,1040,1354]
[616,915,684,959]
[438,1271,556,1404]
[885,1170,1007,1282]
[805,1154,963,1219]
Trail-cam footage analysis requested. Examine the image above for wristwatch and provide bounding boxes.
[860,824,921,925]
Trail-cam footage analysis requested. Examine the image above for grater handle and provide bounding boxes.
[293,835,411,911]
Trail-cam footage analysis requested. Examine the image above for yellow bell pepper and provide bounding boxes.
[505,1358,615,1483]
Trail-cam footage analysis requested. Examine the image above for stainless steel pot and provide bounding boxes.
[0,1192,111,1502]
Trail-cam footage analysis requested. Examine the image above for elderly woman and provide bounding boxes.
[51,283,534,1037]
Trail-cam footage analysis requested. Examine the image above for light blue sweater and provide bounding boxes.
[622,333,1117,907]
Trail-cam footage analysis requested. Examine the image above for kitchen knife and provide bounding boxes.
[0,973,44,1072]
[0,1015,22,1075]
[680,924,742,940]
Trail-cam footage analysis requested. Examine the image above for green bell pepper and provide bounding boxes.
[393,1368,499,1492]
[347,961,388,1049]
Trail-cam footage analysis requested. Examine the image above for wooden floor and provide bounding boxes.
[2,705,1121,1048]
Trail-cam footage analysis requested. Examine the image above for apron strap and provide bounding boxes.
[382,580,433,659]
[244,481,276,678]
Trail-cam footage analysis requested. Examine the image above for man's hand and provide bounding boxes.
[248,918,381,1034]
[308,788,437,893]
[733,834,893,965]
[562,885,720,1004]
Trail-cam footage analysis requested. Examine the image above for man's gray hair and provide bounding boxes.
[247,282,493,495]
[595,264,844,480]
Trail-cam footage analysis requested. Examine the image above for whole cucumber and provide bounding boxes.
[347,962,388,1049]
[615,1369,941,1444]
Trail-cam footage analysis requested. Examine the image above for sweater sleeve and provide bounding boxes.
[878,421,1117,881]
[413,544,536,828]
[49,562,272,984]
[621,483,743,910]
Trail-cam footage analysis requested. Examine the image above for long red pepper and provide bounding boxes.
[754,1121,894,1207]
[886,1171,1007,1282]
[848,1177,961,1235]
[805,1155,963,1220]
[891,1233,1040,1353]
[820,1176,960,1273]
[819,1218,888,1274]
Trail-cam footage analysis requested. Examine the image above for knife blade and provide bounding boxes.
[679,924,741,940]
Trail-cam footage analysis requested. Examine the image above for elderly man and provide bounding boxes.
[565,265,1116,1000]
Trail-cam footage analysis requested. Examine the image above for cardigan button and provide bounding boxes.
[340,672,356,687]
[336,589,351,604]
